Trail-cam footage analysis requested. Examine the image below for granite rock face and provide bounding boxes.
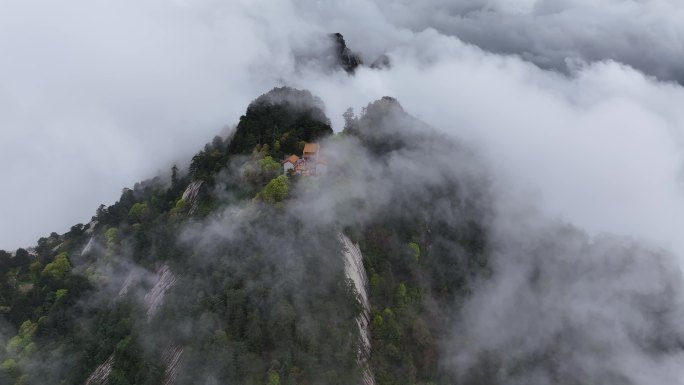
[329,33,363,74]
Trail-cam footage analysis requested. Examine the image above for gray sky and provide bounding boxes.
[373,0,684,84]
[2,0,684,258]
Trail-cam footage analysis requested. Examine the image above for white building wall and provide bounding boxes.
[283,162,294,175]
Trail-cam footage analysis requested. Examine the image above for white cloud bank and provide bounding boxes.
[373,0,684,84]
[1,0,684,264]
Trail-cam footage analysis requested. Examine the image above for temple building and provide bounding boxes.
[282,143,327,176]
[303,143,320,160]
[282,154,299,175]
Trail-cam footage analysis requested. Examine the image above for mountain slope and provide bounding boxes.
[0,87,493,385]
[3,86,682,385]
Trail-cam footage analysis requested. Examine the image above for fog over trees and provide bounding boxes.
[2,1,684,385]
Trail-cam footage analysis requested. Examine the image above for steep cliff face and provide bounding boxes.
[84,264,179,385]
[180,181,204,215]
[83,355,113,385]
[80,236,96,256]
[340,234,374,385]
[143,265,176,321]
[160,344,183,385]
[329,33,363,73]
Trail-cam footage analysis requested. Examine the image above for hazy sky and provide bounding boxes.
[2,0,684,256]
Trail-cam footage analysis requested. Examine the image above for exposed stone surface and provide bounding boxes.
[329,33,363,74]
[144,264,176,321]
[84,354,114,385]
[181,180,204,215]
[161,344,184,385]
[340,234,375,385]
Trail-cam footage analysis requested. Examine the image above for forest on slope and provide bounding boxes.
[2,86,683,385]
[0,87,492,385]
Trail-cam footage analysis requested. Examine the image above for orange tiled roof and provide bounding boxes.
[303,143,319,154]
[282,154,299,164]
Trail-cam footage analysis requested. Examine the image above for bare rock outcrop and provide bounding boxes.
[340,234,375,385]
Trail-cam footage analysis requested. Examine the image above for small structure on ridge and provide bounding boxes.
[282,154,300,175]
[282,143,327,177]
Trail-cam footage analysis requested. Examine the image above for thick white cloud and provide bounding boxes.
[289,40,684,257]
[0,0,279,247]
[1,0,684,265]
[374,0,684,83]
[4,2,684,382]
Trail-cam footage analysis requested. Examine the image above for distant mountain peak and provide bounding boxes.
[329,32,363,74]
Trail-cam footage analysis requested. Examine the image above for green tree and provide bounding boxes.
[128,203,151,222]
[267,369,281,385]
[0,359,18,377]
[169,199,188,219]
[29,261,43,280]
[42,253,71,280]
[105,228,120,254]
[7,320,37,356]
[342,107,357,132]
[56,289,68,300]
[408,242,420,262]
[171,164,179,188]
[397,283,407,299]
[259,156,281,176]
[260,176,290,204]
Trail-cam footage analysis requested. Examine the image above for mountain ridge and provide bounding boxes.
[0,86,491,385]
[3,84,682,385]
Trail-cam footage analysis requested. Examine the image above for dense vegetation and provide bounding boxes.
[342,98,491,385]
[0,87,491,385]
[228,87,333,158]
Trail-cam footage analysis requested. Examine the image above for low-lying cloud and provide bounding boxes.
[3,0,684,257]
[4,11,684,384]
[446,215,684,384]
